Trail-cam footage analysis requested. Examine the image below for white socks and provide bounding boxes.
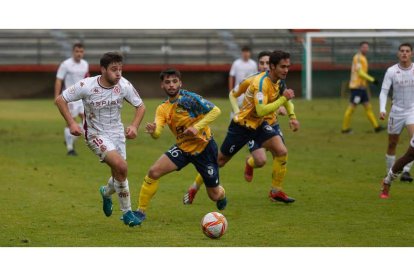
[403,161,413,173]
[103,177,116,197]
[384,169,399,185]
[64,127,74,151]
[114,178,132,213]
[385,154,395,174]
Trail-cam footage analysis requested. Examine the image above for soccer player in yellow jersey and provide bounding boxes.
[183,51,299,204]
[186,51,296,204]
[342,41,384,134]
[132,69,227,222]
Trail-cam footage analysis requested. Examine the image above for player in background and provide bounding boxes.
[55,52,146,227]
[379,43,414,183]
[228,45,258,118]
[341,41,384,134]
[183,51,298,204]
[186,51,296,204]
[132,69,227,223]
[54,43,89,156]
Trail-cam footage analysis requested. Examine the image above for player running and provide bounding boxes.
[380,43,414,183]
[183,51,299,204]
[55,52,146,227]
[132,69,227,223]
[54,43,89,156]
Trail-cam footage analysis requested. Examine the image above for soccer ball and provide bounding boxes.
[201,212,228,239]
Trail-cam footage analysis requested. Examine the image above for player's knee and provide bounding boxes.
[254,156,266,168]
[276,148,288,157]
[147,165,161,180]
[206,188,221,201]
[115,160,128,179]
[218,152,230,168]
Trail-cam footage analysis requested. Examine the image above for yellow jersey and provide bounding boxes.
[349,53,369,89]
[153,90,215,155]
[233,71,282,129]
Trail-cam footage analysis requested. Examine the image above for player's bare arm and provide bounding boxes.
[289,118,300,132]
[54,78,63,101]
[145,122,157,134]
[55,95,82,136]
[126,104,146,139]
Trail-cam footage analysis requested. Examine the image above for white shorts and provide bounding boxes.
[410,134,414,148]
[86,133,126,162]
[388,111,414,134]
[68,100,84,118]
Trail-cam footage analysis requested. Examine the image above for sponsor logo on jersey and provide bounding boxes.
[92,88,100,94]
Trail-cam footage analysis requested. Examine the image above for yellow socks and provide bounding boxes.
[247,156,256,168]
[271,155,288,191]
[364,104,379,128]
[342,105,355,131]
[193,173,204,190]
[138,175,159,213]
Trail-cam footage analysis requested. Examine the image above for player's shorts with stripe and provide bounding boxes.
[68,100,84,117]
[86,133,126,162]
[248,123,284,152]
[349,89,369,104]
[165,139,219,188]
[388,106,414,135]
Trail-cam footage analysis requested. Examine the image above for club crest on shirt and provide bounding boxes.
[113,86,120,94]
[80,82,85,87]
[100,145,107,152]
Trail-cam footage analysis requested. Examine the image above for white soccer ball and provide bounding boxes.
[201,212,228,239]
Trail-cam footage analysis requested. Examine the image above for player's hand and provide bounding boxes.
[289,119,300,132]
[277,106,287,116]
[379,112,387,121]
[373,79,379,86]
[183,126,199,136]
[125,125,138,139]
[145,122,156,134]
[283,89,295,100]
[69,122,82,136]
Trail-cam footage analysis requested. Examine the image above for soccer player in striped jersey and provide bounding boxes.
[341,41,384,134]
[380,43,414,197]
[183,51,299,204]
[133,69,227,223]
[54,43,89,156]
[55,52,146,227]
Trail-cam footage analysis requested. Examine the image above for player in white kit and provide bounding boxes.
[379,43,414,187]
[55,52,146,226]
[54,43,89,156]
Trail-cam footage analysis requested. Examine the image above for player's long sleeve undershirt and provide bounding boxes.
[193,106,221,131]
[255,96,288,117]
[358,68,375,82]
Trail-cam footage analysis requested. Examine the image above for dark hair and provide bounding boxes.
[359,41,369,47]
[399,42,413,51]
[100,52,123,69]
[269,50,290,66]
[160,68,182,81]
[257,50,271,61]
[73,42,84,50]
[241,45,251,52]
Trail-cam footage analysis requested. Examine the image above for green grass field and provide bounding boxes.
[1,97,414,247]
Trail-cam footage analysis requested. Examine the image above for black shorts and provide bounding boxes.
[350,89,369,104]
[220,120,277,157]
[165,139,219,188]
[248,123,284,152]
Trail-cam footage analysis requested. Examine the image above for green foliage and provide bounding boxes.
[1,98,414,247]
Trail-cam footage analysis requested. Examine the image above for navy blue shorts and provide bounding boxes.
[220,120,257,157]
[248,123,284,152]
[350,89,369,104]
[165,139,219,188]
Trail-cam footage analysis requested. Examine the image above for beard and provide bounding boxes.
[164,88,180,98]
